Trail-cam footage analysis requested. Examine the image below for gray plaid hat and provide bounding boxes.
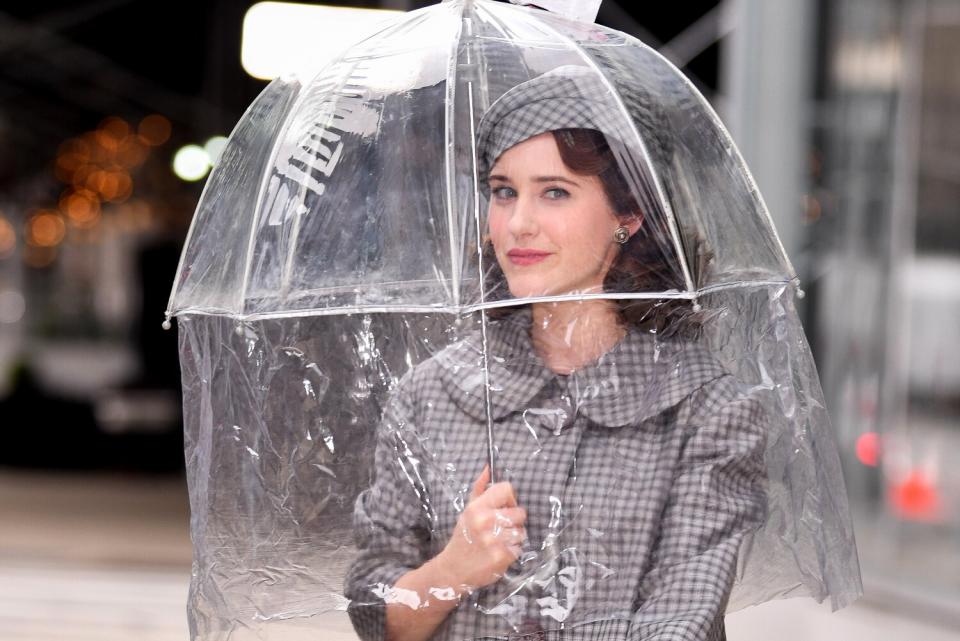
[475,65,635,180]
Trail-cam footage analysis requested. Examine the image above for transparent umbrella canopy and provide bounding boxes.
[167,2,861,640]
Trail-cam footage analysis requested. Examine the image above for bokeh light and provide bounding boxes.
[0,215,16,258]
[173,145,211,181]
[889,470,942,523]
[99,116,131,140]
[54,138,93,183]
[204,136,229,166]
[26,210,67,248]
[855,431,880,467]
[0,290,26,324]
[60,189,102,228]
[117,135,149,168]
[139,114,172,146]
[110,171,134,202]
[84,130,110,164]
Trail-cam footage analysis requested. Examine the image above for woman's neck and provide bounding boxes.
[529,300,626,375]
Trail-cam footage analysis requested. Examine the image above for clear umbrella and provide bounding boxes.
[167,2,861,640]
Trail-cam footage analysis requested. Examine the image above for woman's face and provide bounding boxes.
[486,132,637,299]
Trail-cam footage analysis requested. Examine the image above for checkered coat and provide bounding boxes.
[345,307,767,641]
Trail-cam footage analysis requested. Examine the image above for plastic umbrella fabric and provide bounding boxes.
[167,1,862,640]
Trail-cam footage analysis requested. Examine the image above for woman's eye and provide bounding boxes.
[492,186,516,199]
[544,187,569,200]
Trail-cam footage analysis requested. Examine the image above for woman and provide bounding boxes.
[345,67,767,641]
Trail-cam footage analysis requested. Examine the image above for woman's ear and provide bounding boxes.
[623,210,644,236]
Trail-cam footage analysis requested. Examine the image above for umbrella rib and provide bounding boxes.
[632,34,800,282]
[236,12,424,317]
[459,0,499,482]
[444,4,463,308]
[529,15,698,297]
[278,75,366,299]
[168,278,797,321]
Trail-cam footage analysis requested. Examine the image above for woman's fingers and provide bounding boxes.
[469,464,490,501]
[475,480,517,508]
[481,526,526,549]
[493,507,527,530]
[446,470,528,589]
[500,526,526,544]
[469,465,518,509]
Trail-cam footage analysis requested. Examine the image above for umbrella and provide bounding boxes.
[166,2,861,640]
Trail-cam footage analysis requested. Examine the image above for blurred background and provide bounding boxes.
[0,0,957,639]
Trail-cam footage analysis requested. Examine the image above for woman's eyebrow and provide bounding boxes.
[532,175,580,187]
[486,174,580,187]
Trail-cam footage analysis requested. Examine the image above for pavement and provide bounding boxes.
[1,468,957,640]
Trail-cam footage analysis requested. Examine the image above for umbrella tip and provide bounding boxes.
[162,314,173,331]
[796,288,806,300]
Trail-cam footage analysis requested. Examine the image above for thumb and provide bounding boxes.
[469,463,490,501]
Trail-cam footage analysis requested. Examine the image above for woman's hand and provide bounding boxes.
[381,465,527,641]
[437,464,528,593]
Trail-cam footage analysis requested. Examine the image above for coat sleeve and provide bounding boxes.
[628,374,768,641]
[344,375,434,641]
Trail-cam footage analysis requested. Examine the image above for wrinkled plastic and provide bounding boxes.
[169,2,862,640]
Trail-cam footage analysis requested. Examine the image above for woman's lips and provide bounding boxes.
[508,250,551,266]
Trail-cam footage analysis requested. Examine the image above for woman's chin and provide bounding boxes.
[507,282,605,300]
[507,281,554,300]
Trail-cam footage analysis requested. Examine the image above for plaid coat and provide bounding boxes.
[345,307,767,641]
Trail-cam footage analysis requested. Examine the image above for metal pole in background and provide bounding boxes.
[720,0,816,270]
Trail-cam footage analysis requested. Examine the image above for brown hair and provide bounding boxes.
[481,128,699,334]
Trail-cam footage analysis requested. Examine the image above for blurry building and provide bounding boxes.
[723,0,960,625]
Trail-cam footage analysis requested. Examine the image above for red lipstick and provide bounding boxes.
[507,249,551,266]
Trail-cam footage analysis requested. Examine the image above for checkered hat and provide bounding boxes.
[475,65,635,181]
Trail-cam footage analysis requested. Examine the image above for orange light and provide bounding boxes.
[71,163,95,189]
[99,116,130,139]
[83,131,110,164]
[117,135,149,168]
[55,152,85,174]
[92,170,130,202]
[110,172,133,202]
[99,172,122,200]
[55,138,93,183]
[95,170,132,202]
[26,211,66,247]
[889,470,942,523]
[138,114,172,146]
[0,216,15,258]
[855,432,880,467]
[85,169,121,198]
[94,129,121,153]
[60,190,102,228]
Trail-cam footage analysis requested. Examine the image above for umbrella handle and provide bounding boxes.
[487,439,498,484]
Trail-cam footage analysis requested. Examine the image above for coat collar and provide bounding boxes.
[435,307,724,430]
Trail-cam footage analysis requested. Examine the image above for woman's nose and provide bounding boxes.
[507,195,538,237]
